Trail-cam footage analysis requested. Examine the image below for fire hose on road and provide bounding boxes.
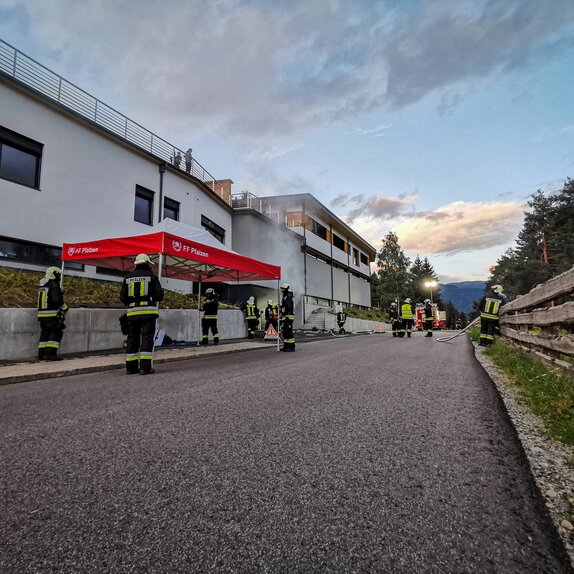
[436,316,480,343]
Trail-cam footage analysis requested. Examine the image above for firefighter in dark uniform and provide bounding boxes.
[389,301,400,337]
[280,283,295,352]
[264,299,278,331]
[424,299,434,337]
[120,253,164,375]
[401,298,414,338]
[37,266,68,360]
[243,296,260,338]
[336,306,347,334]
[201,288,219,345]
[479,284,506,347]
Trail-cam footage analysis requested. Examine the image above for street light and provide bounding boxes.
[424,280,438,304]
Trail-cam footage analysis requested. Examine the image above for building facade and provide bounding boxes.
[0,39,374,325]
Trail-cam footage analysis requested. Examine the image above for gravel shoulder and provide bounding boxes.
[474,341,574,568]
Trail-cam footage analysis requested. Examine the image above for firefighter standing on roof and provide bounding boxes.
[401,298,414,338]
[243,296,260,338]
[479,284,506,346]
[201,288,219,345]
[264,299,278,331]
[37,266,68,361]
[424,299,434,337]
[120,253,164,375]
[280,283,296,352]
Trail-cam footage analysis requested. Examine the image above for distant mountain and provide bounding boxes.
[440,281,485,313]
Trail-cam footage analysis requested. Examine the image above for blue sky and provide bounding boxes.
[1,0,573,282]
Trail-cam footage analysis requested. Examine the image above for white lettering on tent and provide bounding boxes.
[179,244,209,257]
[67,246,98,256]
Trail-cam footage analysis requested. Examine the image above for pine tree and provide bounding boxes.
[375,231,411,310]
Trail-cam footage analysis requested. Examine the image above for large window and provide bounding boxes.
[310,218,327,241]
[201,214,225,244]
[134,185,154,225]
[285,211,303,227]
[0,235,85,270]
[332,233,346,251]
[163,197,180,221]
[360,253,369,266]
[0,126,43,189]
[353,247,359,266]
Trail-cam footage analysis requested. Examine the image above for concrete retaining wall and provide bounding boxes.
[324,313,390,333]
[0,308,248,361]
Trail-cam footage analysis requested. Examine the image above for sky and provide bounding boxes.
[1,0,574,283]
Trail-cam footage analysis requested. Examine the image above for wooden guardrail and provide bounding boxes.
[499,266,574,370]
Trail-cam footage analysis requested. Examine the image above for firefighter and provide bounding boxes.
[401,298,414,338]
[389,301,400,337]
[336,305,347,335]
[37,266,68,361]
[424,299,434,337]
[120,253,164,375]
[280,283,296,352]
[478,284,506,347]
[243,296,260,338]
[264,299,278,331]
[201,288,219,345]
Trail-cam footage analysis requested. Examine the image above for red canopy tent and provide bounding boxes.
[62,219,282,347]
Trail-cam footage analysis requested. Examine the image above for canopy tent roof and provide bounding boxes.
[62,219,281,283]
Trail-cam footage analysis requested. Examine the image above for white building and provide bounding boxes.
[0,39,373,324]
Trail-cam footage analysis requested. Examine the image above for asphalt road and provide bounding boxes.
[1,334,571,573]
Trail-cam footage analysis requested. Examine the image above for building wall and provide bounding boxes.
[0,81,232,284]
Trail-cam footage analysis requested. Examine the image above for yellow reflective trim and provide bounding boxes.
[127,310,158,316]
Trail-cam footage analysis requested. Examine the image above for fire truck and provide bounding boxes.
[415,303,446,331]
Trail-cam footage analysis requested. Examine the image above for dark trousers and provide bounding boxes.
[425,318,433,336]
[282,318,295,351]
[337,321,346,334]
[201,318,219,344]
[38,318,64,359]
[264,319,278,331]
[401,319,413,337]
[391,319,400,337]
[246,318,259,338]
[126,317,156,373]
[479,318,497,346]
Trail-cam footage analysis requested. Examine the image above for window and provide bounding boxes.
[201,215,225,244]
[310,218,327,240]
[353,247,359,266]
[360,253,369,266]
[0,126,43,189]
[96,266,125,277]
[65,261,85,271]
[163,197,180,221]
[0,235,60,267]
[332,233,346,251]
[285,211,303,227]
[134,185,154,225]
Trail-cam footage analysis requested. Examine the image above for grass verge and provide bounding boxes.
[484,341,574,445]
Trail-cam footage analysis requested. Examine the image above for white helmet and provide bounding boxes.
[390,302,397,307]
[492,284,504,294]
[45,266,61,280]
[134,253,152,266]
[267,299,273,305]
[404,298,411,304]
[205,288,215,296]
[247,296,255,304]
[424,299,431,304]
[280,282,291,291]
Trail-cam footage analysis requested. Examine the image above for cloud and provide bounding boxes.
[332,192,417,223]
[349,200,524,256]
[355,124,392,137]
[244,144,303,162]
[2,0,574,137]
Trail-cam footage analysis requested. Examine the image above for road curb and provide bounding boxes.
[0,343,273,386]
[473,342,574,568]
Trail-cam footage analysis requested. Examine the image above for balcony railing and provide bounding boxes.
[232,192,282,224]
[0,38,230,205]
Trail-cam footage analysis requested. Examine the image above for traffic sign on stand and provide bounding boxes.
[264,324,279,341]
[374,323,384,333]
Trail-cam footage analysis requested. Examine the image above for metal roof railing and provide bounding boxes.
[0,38,231,206]
[232,192,281,224]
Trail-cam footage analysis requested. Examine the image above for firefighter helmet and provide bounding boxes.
[424,299,431,304]
[247,296,255,304]
[404,298,411,304]
[267,299,273,305]
[280,282,291,291]
[45,266,61,280]
[134,253,152,266]
[492,284,504,294]
[205,288,215,296]
[390,302,397,307]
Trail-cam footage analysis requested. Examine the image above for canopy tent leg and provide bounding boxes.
[277,278,281,351]
[60,260,65,290]
[157,253,164,280]
[197,274,202,345]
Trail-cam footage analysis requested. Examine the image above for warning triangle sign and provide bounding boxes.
[264,325,279,340]
[375,323,384,333]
